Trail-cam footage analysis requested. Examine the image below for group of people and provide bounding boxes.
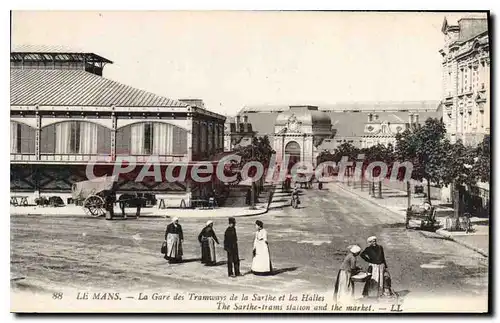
[334,236,394,304]
[164,217,273,277]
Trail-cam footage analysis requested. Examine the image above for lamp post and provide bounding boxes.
[249,142,257,210]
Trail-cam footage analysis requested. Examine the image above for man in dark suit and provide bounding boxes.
[224,217,241,277]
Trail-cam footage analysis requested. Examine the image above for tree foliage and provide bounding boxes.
[394,118,449,187]
[235,135,275,169]
[471,135,490,183]
[440,139,476,188]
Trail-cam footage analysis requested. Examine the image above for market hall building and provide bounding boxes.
[10,46,226,206]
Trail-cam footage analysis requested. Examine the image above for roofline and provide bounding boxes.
[10,104,226,120]
[239,100,441,115]
[11,51,113,64]
[457,17,488,23]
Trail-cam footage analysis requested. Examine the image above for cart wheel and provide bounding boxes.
[84,195,105,217]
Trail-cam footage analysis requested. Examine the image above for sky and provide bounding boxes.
[11,11,481,116]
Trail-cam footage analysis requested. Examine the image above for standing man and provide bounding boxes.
[224,217,241,277]
[360,236,393,298]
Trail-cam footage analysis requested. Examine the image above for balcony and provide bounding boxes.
[118,155,188,163]
[39,154,113,163]
[11,153,189,164]
[10,153,36,162]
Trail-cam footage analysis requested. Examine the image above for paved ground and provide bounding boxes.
[336,180,489,256]
[11,184,488,300]
[9,202,270,218]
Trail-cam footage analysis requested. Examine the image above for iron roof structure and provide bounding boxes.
[10,69,187,107]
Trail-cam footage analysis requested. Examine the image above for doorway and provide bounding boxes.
[285,141,301,171]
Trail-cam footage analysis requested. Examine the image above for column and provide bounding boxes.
[485,57,490,134]
[111,113,117,161]
[34,111,41,198]
[192,120,199,160]
[35,111,41,161]
[187,113,193,161]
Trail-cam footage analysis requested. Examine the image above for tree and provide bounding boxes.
[234,135,275,208]
[440,139,476,225]
[471,135,490,183]
[394,118,449,207]
[395,128,420,209]
[414,118,449,203]
[317,150,336,164]
[332,143,359,185]
[363,143,394,198]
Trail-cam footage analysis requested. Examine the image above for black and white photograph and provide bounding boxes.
[9,10,491,313]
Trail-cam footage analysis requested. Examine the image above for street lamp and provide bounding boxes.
[249,141,257,210]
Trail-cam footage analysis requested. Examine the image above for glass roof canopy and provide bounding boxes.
[10,52,113,64]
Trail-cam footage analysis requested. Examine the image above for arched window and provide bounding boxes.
[116,122,188,155]
[40,121,111,154]
[10,121,35,154]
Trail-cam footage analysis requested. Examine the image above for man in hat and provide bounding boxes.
[360,236,393,298]
[224,217,241,277]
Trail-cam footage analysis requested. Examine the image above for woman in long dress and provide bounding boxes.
[251,220,272,275]
[164,217,183,263]
[334,245,361,304]
[198,220,219,266]
[360,236,392,298]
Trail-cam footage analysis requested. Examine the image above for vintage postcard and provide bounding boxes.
[10,11,490,313]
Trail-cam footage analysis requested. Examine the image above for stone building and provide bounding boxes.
[439,16,490,216]
[235,101,441,161]
[440,16,490,146]
[10,45,226,205]
[224,115,256,151]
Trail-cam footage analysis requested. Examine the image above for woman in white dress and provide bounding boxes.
[333,245,361,304]
[251,220,273,275]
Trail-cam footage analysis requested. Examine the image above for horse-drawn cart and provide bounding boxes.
[72,176,147,218]
[72,176,117,217]
[405,204,440,231]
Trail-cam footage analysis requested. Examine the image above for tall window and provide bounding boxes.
[69,122,81,153]
[144,123,153,155]
[10,121,35,154]
[127,122,187,156]
[16,124,21,152]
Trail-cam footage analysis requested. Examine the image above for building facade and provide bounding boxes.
[272,106,332,168]
[224,115,256,151]
[440,16,490,146]
[439,16,490,216]
[10,47,226,205]
[235,101,441,155]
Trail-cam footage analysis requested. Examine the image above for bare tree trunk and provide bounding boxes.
[453,182,461,230]
[406,181,411,209]
[427,180,432,204]
[250,182,256,209]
